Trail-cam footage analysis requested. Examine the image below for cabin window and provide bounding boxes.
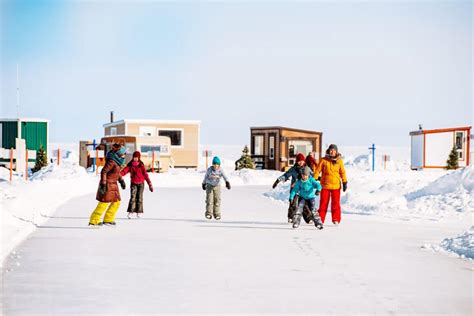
[140,126,155,137]
[269,136,275,160]
[110,127,117,136]
[455,132,464,159]
[158,129,183,147]
[253,135,264,155]
[289,140,313,157]
[141,145,162,154]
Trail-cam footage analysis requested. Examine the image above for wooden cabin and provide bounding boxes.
[250,126,323,171]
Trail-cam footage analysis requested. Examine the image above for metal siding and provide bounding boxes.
[21,122,48,152]
[1,121,18,149]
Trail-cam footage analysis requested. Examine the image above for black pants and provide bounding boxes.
[128,183,145,213]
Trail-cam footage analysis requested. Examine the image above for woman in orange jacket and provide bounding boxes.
[314,144,348,225]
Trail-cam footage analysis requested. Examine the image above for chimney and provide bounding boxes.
[110,111,114,123]
[418,124,423,131]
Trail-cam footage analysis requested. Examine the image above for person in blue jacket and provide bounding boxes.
[290,166,324,229]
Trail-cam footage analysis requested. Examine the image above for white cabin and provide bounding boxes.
[410,126,471,170]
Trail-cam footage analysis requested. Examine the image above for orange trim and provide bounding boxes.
[422,126,471,135]
[468,132,471,166]
[422,133,426,168]
[423,166,448,169]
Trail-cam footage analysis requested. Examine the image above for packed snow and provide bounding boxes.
[423,226,474,260]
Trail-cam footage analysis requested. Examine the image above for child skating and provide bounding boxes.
[120,151,153,219]
[272,153,313,223]
[202,156,231,220]
[289,166,323,229]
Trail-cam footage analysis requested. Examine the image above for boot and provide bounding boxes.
[292,214,302,229]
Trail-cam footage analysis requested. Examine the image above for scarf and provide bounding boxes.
[107,150,125,167]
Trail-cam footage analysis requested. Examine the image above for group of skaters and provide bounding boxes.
[88,143,347,230]
[272,144,348,229]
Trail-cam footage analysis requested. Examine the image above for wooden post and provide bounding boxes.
[205,150,208,169]
[10,148,13,182]
[152,151,155,173]
[96,148,99,175]
[25,150,28,180]
[57,147,60,165]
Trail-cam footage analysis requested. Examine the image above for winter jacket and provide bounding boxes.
[314,155,347,190]
[96,159,123,203]
[121,161,152,187]
[306,155,318,173]
[203,166,229,187]
[290,178,322,201]
[278,164,312,186]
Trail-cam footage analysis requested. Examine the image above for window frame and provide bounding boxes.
[157,128,184,148]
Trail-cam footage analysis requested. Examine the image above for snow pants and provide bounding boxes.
[289,196,313,223]
[295,198,322,223]
[318,188,341,224]
[127,183,144,214]
[205,184,221,218]
[89,201,121,225]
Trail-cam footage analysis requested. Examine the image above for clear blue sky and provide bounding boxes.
[1,0,472,146]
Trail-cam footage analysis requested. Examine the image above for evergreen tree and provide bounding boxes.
[446,146,459,170]
[33,145,48,173]
[235,145,255,170]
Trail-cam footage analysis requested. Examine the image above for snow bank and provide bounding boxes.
[423,227,474,260]
[1,161,97,264]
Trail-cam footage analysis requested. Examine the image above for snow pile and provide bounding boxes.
[424,227,474,260]
[1,161,97,264]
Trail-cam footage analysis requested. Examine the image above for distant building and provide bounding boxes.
[250,126,323,170]
[0,118,50,165]
[409,126,471,170]
[103,118,200,169]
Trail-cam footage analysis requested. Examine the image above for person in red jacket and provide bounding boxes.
[120,151,153,218]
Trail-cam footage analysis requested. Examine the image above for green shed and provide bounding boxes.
[0,118,50,163]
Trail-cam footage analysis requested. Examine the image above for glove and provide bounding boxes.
[342,182,347,192]
[272,179,280,189]
[315,190,320,196]
[202,183,207,191]
[119,178,126,190]
[226,181,231,190]
[99,183,107,195]
[149,185,154,192]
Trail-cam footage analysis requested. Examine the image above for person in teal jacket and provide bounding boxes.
[290,166,324,230]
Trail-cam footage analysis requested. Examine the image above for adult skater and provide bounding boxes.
[88,143,127,227]
[314,144,348,225]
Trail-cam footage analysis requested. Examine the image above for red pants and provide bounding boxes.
[318,189,341,223]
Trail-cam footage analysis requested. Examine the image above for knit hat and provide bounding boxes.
[296,153,305,162]
[303,166,312,176]
[212,156,221,165]
[133,151,141,158]
[326,144,338,155]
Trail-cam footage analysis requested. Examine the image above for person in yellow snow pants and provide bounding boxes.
[88,144,127,227]
[89,202,121,225]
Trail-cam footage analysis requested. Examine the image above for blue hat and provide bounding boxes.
[212,156,221,165]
